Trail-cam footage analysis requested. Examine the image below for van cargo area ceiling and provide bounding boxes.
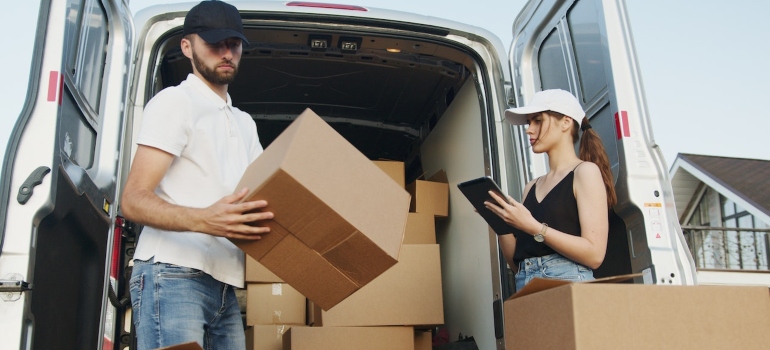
[156,31,472,161]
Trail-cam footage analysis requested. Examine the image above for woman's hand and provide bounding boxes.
[484,191,541,235]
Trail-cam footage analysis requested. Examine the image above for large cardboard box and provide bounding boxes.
[504,276,770,349]
[316,244,443,327]
[233,109,411,310]
[247,283,306,325]
[283,326,414,350]
[373,160,406,188]
[403,212,436,244]
[246,255,283,283]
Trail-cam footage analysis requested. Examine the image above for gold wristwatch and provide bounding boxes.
[534,223,548,243]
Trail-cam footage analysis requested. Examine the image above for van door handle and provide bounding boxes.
[17,166,51,204]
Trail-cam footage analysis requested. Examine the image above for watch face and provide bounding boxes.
[534,234,544,243]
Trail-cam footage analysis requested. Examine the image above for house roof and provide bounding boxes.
[670,153,770,223]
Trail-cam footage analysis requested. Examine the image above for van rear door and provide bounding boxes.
[0,0,133,349]
[507,0,696,285]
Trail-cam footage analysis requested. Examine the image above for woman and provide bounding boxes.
[484,89,617,291]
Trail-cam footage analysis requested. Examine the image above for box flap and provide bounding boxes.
[427,169,448,183]
[507,272,643,300]
[155,341,204,350]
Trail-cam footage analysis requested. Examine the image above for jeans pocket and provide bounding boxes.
[542,259,582,281]
[157,263,204,279]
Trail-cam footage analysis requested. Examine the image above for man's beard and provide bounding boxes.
[192,50,238,85]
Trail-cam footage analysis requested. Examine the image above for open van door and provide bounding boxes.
[0,0,134,349]
[507,0,696,286]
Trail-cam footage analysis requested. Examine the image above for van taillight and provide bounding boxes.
[286,2,368,11]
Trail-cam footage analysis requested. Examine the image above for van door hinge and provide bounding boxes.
[0,274,31,301]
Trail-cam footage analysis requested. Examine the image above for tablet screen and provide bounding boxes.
[457,177,514,235]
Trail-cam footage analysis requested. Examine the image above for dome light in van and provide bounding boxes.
[286,2,368,11]
[308,35,332,50]
[386,48,401,53]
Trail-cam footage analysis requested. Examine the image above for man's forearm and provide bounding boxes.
[121,189,201,232]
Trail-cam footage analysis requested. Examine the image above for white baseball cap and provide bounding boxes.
[504,89,586,127]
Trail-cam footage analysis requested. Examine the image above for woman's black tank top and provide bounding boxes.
[512,170,582,263]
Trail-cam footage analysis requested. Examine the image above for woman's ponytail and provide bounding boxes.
[578,117,617,208]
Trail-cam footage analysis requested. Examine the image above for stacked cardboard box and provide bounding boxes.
[295,160,447,349]
[243,282,305,350]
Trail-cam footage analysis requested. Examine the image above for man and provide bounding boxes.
[120,1,269,349]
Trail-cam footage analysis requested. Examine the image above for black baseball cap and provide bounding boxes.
[183,1,250,46]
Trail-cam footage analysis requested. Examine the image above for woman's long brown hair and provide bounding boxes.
[546,112,617,208]
[575,116,617,208]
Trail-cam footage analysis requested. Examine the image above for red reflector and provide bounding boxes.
[47,71,60,103]
[286,1,367,11]
[614,111,630,139]
[110,217,123,279]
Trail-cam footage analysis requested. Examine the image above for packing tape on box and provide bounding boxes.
[272,283,282,295]
[272,311,282,324]
[276,325,286,340]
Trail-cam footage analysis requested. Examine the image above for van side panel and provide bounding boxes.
[420,79,498,349]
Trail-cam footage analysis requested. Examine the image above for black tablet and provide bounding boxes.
[457,176,514,235]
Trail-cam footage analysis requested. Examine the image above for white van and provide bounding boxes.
[0,0,696,349]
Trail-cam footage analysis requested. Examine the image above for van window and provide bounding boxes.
[538,28,570,91]
[62,0,108,168]
[78,1,108,112]
[568,0,608,104]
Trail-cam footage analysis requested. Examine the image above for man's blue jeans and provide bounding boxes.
[129,258,245,350]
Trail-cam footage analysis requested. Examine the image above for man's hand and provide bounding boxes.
[193,188,272,240]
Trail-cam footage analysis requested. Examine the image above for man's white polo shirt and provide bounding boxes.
[133,74,262,288]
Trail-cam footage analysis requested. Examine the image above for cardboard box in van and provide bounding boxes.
[233,109,411,310]
[372,160,406,188]
[406,170,449,218]
[246,255,283,283]
[245,324,296,350]
[282,326,414,350]
[246,283,306,326]
[504,275,770,349]
[313,244,444,327]
[402,212,436,244]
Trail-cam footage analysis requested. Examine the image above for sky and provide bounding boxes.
[2,0,769,171]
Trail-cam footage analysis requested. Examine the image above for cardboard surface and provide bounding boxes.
[247,283,306,325]
[246,255,283,283]
[155,342,203,350]
[373,160,406,188]
[283,326,414,350]
[406,179,449,218]
[233,109,411,310]
[247,325,296,350]
[504,281,770,349]
[403,212,436,244]
[414,330,432,350]
[318,244,444,327]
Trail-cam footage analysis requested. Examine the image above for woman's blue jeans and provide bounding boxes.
[514,253,594,292]
[129,258,245,350]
